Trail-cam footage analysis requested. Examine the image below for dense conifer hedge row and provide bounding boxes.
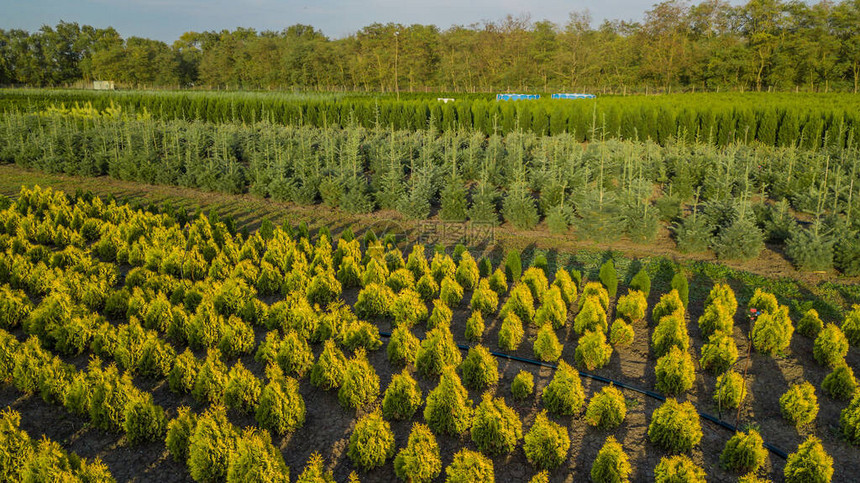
[2,89,859,148]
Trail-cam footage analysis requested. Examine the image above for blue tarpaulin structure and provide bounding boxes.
[551,93,596,99]
[496,93,595,100]
[496,94,540,101]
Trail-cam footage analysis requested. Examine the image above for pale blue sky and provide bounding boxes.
[1,0,662,42]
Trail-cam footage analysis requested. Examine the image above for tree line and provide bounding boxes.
[1,0,859,93]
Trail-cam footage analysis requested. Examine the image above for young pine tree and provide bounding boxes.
[503,180,539,230]
[440,177,468,222]
[714,212,765,261]
[786,221,834,271]
[468,179,499,226]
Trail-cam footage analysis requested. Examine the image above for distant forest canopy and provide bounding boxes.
[2,0,860,93]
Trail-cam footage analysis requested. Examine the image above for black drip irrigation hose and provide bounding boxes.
[378,330,789,460]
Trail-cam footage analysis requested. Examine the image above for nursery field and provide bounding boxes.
[1,184,860,482]
[3,104,860,277]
